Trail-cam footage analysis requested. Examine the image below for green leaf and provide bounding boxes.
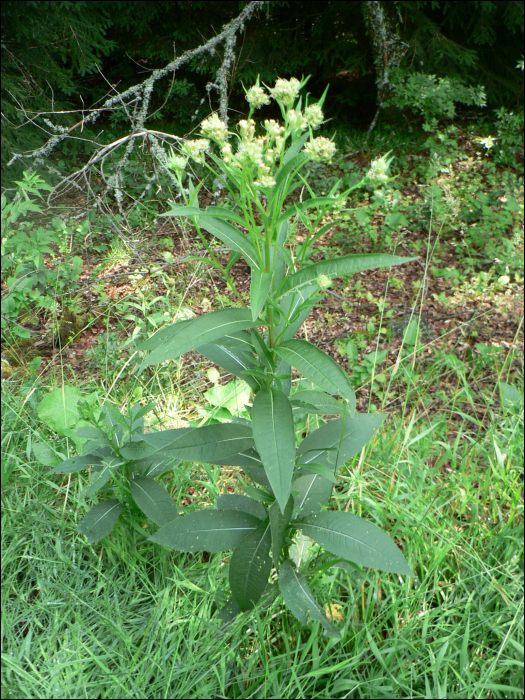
[297,511,414,576]
[162,204,248,228]
[204,379,251,413]
[36,385,80,433]
[276,340,355,408]
[119,437,158,461]
[80,462,115,498]
[276,196,346,226]
[216,598,242,626]
[292,473,333,517]
[295,462,337,484]
[290,390,343,415]
[499,382,522,411]
[279,559,341,638]
[277,254,415,298]
[229,518,272,611]
[250,328,275,371]
[132,453,181,479]
[197,343,261,391]
[142,423,254,463]
[243,485,274,505]
[49,453,104,475]
[282,132,310,166]
[216,447,263,469]
[269,496,293,566]
[289,532,315,569]
[274,284,319,341]
[78,500,123,544]
[252,388,295,514]
[149,509,261,552]
[250,268,273,321]
[216,493,267,520]
[130,477,178,526]
[137,308,255,370]
[199,217,260,268]
[32,442,61,467]
[296,414,386,472]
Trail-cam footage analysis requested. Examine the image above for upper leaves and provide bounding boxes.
[276,339,355,409]
[136,308,255,370]
[276,253,415,298]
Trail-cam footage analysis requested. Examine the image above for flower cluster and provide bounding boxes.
[317,274,333,290]
[245,84,271,109]
[477,136,497,150]
[303,136,336,162]
[304,103,324,129]
[270,77,301,106]
[238,118,256,141]
[200,114,228,143]
[366,152,394,184]
[165,147,187,172]
[287,109,308,132]
[181,138,210,164]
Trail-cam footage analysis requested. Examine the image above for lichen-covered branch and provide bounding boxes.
[362,1,408,139]
[7,1,267,212]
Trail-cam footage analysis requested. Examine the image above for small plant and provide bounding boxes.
[54,76,415,637]
[42,389,181,542]
[1,171,85,339]
[386,68,486,131]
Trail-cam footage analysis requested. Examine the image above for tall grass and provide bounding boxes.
[2,336,523,699]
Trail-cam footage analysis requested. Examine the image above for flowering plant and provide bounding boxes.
[56,77,415,637]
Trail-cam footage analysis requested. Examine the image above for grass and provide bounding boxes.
[2,338,523,698]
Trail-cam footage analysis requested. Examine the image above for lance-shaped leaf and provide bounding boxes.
[279,559,340,638]
[196,343,261,391]
[297,511,414,576]
[78,500,123,543]
[277,254,415,298]
[199,217,261,268]
[130,477,178,527]
[276,196,347,226]
[252,388,295,514]
[149,509,261,552]
[161,203,248,229]
[250,268,273,321]
[216,493,267,521]
[142,423,254,463]
[119,436,158,461]
[269,496,293,566]
[276,340,355,408]
[132,452,181,479]
[216,446,262,469]
[136,308,255,370]
[290,390,344,415]
[292,473,333,517]
[274,284,319,341]
[49,453,104,475]
[229,518,272,611]
[296,414,386,472]
[80,462,116,498]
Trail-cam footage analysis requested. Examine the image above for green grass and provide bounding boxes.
[2,342,523,699]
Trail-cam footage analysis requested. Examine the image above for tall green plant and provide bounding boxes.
[53,77,415,636]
